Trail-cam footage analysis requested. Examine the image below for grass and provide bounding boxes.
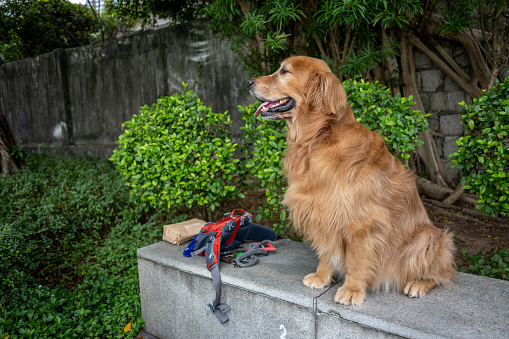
[0,155,185,338]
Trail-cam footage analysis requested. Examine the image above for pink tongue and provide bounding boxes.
[254,102,270,118]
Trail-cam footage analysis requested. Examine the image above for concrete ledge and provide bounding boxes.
[138,240,509,339]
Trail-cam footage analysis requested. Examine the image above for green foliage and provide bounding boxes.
[10,145,27,162]
[450,78,509,217]
[344,79,428,163]
[201,0,423,77]
[439,0,508,35]
[106,0,205,27]
[0,155,128,291]
[0,154,176,338]
[312,0,420,77]
[0,223,37,291]
[240,104,288,234]
[0,0,98,63]
[240,79,428,234]
[110,86,243,219]
[205,0,306,76]
[460,247,509,280]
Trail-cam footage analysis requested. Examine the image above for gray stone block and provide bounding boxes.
[421,70,443,92]
[138,240,325,339]
[440,114,464,136]
[420,93,430,112]
[414,50,431,69]
[138,239,509,339]
[443,136,460,157]
[426,114,439,132]
[316,274,509,339]
[454,51,471,68]
[447,91,467,113]
[430,92,446,113]
[443,159,460,183]
[316,312,399,339]
[444,76,461,92]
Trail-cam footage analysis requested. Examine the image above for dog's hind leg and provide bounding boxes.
[400,226,455,299]
[403,280,436,298]
[303,254,335,289]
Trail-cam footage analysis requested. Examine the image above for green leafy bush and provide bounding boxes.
[0,154,177,338]
[460,247,509,280]
[0,223,36,291]
[110,85,244,219]
[450,78,509,217]
[241,79,429,234]
[0,155,128,291]
[343,79,428,164]
[241,104,288,234]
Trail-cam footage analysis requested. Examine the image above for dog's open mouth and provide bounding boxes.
[254,97,296,118]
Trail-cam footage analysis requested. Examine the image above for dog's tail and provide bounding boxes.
[396,225,456,291]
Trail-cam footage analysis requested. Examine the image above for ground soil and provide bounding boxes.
[234,189,509,272]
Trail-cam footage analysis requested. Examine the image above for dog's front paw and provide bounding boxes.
[334,285,366,305]
[302,272,333,289]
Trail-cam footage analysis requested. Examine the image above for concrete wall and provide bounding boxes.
[0,24,252,158]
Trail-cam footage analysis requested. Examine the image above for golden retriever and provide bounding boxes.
[248,56,455,305]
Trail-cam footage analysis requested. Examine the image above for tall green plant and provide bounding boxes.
[450,78,509,217]
[110,85,244,220]
[240,103,288,233]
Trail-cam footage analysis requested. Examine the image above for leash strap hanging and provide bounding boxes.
[205,235,231,323]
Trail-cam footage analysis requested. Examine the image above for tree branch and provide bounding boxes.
[430,38,471,83]
[401,36,454,188]
[408,35,483,98]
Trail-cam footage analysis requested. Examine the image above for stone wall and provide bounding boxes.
[414,40,472,181]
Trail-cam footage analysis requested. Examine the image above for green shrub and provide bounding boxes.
[241,104,288,234]
[0,155,128,291]
[450,78,509,217]
[0,154,177,338]
[0,223,37,291]
[240,79,429,234]
[110,85,243,220]
[343,79,428,164]
[460,247,509,280]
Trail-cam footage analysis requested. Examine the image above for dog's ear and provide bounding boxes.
[306,71,347,116]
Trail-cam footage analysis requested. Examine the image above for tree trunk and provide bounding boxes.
[408,36,483,98]
[442,182,466,205]
[400,36,454,188]
[415,177,477,205]
[0,106,24,176]
[381,28,400,95]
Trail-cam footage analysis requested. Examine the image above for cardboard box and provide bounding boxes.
[162,218,206,245]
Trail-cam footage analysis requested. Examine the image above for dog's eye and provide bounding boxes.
[280,68,289,74]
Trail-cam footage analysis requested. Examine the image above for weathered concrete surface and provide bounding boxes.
[0,24,251,158]
[138,239,509,339]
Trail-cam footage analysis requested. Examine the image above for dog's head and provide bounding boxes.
[248,56,348,123]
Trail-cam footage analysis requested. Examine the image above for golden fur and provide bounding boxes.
[249,56,455,305]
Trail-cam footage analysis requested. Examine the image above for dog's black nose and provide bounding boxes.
[248,79,255,88]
